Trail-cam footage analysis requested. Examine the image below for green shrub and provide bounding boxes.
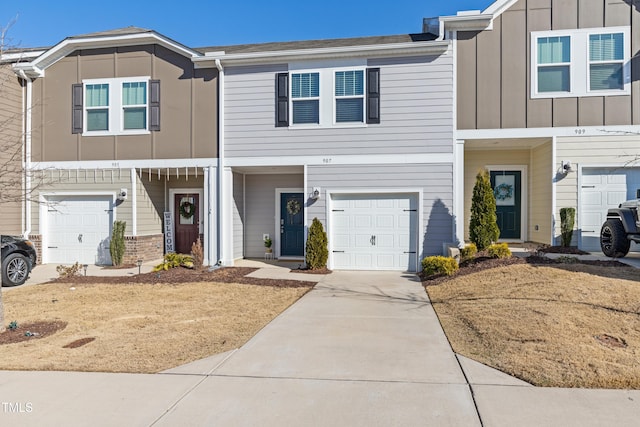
[460,243,478,262]
[469,170,500,251]
[560,207,576,247]
[487,243,511,259]
[153,253,194,271]
[421,256,459,277]
[109,220,126,266]
[305,218,328,270]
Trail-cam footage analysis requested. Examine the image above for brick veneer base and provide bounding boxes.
[123,234,164,265]
[27,234,42,265]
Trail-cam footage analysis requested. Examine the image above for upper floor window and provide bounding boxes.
[72,77,160,136]
[275,67,379,128]
[531,27,630,99]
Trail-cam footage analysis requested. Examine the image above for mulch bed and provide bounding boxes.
[48,267,316,288]
[0,321,67,345]
[290,267,332,274]
[538,245,590,255]
[422,255,631,286]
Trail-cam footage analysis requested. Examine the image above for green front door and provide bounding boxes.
[490,171,521,240]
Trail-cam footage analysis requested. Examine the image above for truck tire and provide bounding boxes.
[600,219,631,258]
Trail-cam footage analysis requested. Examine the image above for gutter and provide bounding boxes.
[17,69,32,239]
[215,58,225,265]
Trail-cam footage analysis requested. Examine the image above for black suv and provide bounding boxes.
[1,235,37,286]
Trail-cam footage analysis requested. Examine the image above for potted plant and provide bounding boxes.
[264,236,273,253]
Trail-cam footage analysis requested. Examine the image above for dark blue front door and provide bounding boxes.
[490,171,522,239]
[281,193,304,256]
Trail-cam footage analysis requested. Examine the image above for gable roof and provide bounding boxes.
[13,27,202,78]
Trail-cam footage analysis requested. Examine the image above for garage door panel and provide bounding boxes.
[330,193,418,271]
[581,168,640,252]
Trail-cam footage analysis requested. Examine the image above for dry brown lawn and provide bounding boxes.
[426,262,640,389]
[1,281,310,373]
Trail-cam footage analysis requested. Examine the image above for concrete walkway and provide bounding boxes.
[1,269,640,425]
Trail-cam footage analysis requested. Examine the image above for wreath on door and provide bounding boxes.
[180,200,195,219]
[286,199,301,216]
[494,183,514,201]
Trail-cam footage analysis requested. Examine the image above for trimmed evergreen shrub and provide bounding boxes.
[560,207,576,247]
[421,256,459,276]
[109,220,126,266]
[469,169,500,251]
[460,243,478,262]
[487,243,511,259]
[305,217,328,270]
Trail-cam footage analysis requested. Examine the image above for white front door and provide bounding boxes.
[330,193,418,271]
[581,167,640,252]
[46,196,114,264]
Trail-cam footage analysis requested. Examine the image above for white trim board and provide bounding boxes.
[226,153,454,167]
[457,125,640,140]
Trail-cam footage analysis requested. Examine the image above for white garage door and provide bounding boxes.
[46,196,113,265]
[581,168,640,252]
[330,193,418,271]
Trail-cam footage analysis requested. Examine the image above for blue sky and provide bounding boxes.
[1,0,490,49]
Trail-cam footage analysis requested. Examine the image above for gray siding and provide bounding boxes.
[244,174,303,258]
[307,163,454,258]
[224,54,454,157]
[457,0,639,130]
[232,171,244,259]
[0,64,24,235]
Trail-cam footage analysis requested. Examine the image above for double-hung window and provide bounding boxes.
[531,27,629,98]
[291,72,320,124]
[335,70,364,123]
[74,76,158,135]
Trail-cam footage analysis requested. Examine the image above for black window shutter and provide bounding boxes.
[275,72,289,127]
[366,68,380,124]
[71,84,83,134]
[149,79,161,131]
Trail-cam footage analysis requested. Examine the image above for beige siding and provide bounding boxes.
[31,45,218,163]
[463,149,531,240]
[0,64,24,234]
[529,141,553,243]
[555,135,640,239]
[135,173,164,236]
[457,0,639,130]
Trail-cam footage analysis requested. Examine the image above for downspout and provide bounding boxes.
[18,70,32,239]
[215,58,225,265]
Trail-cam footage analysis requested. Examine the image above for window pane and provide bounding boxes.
[590,63,623,90]
[292,73,319,98]
[538,36,570,64]
[123,107,147,129]
[87,109,108,131]
[86,84,109,107]
[292,100,319,124]
[590,33,624,61]
[122,82,147,105]
[538,65,570,92]
[335,70,364,96]
[336,98,363,122]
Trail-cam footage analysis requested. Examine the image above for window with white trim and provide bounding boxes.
[81,77,150,135]
[531,27,630,99]
[291,72,320,124]
[335,70,364,123]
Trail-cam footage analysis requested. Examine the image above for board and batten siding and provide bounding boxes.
[555,135,640,241]
[306,163,454,258]
[457,0,640,130]
[224,53,454,158]
[0,64,24,235]
[243,173,303,258]
[232,171,244,260]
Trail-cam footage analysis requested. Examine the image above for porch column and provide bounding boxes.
[204,166,218,266]
[221,166,234,266]
[454,139,465,246]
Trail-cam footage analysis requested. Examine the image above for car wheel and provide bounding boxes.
[600,219,631,258]
[2,253,31,287]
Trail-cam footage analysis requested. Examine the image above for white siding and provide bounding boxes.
[307,163,454,258]
[224,53,454,157]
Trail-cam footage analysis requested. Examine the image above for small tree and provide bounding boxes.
[109,220,126,266]
[560,207,576,247]
[305,217,328,270]
[191,237,204,270]
[469,169,500,251]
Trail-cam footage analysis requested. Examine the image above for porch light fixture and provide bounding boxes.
[310,187,321,200]
[561,160,573,173]
[82,264,88,276]
[137,259,143,275]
